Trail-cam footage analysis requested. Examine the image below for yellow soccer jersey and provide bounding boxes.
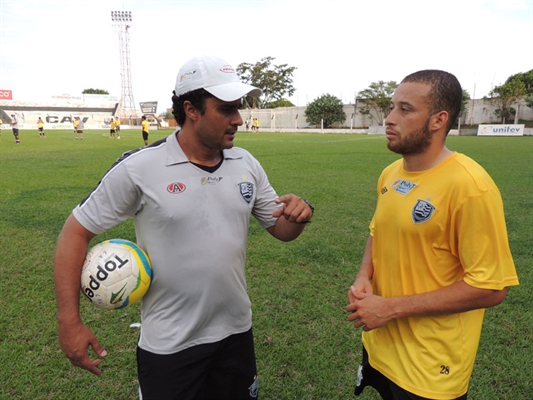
[110,120,116,129]
[363,152,518,399]
[142,120,149,133]
[37,120,43,128]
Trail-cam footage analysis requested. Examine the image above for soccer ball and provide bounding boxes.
[81,239,152,310]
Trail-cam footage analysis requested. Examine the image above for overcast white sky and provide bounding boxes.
[1,0,532,111]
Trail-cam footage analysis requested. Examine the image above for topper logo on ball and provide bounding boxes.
[84,254,129,299]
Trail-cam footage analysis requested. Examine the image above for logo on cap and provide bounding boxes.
[179,70,196,82]
[220,65,235,74]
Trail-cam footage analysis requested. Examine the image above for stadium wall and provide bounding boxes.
[239,98,533,132]
[0,100,118,130]
[2,97,532,133]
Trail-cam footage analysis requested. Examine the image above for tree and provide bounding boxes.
[266,99,295,109]
[82,88,109,94]
[237,57,296,109]
[357,80,398,125]
[304,94,346,128]
[505,69,533,96]
[490,79,527,123]
[460,89,470,118]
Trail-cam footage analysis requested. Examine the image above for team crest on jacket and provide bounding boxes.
[238,182,254,203]
[412,199,436,224]
[167,182,186,194]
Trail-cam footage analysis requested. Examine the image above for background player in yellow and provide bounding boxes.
[109,118,116,138]
[37,117,46,138]
[141,115,149,145]
[346,70,519,400]
[115,117,121,139]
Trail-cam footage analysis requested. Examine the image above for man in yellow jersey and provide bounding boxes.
[37,117,46,138]
[141,115,149,145]
[109,117,116,138]
[346,70,519,400]
[115,117,121,139]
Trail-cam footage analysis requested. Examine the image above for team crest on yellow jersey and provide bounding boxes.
[412,199,436,224]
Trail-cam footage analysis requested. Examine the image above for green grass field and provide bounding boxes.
[0,129,531,399]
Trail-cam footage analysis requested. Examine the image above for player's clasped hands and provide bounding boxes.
[346,285,393,332]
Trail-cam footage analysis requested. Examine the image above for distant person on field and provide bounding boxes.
[245,118,250,131]
[252,117,259,133]
[11,114,20,144]
[141,115,149,145]
[115,117,121,139]
[75,117,84,140]
[37,117,46,138]
[54,54,313,400]
[0,116,3,135]
[109,117,116,138]
[346,69,519,400]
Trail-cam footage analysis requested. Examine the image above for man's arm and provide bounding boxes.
[266,194,313,242]
[347,274,507,331]
[348,235,374,304]
[54,214,107,375]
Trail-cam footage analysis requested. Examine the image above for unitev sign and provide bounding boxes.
[477,124,524,137]
[0,90,13,100]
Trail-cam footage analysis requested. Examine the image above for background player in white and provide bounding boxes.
[346,70,519,399]
[11,114,20,143]
[54,55,314,399]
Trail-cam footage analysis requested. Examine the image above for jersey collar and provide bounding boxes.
[165,130,243,166]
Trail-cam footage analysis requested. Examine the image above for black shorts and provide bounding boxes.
[110,129,116,134]
[12,128,19,136]
[355,346,467,400]
[142,131,149,140]
[137,328,258,400]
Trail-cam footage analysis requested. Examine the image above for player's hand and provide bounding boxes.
[346,293,393,332]
[272,194,313,224]
[58,321,107,375]
[348,278,373,303]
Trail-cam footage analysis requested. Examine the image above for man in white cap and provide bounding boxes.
[54,55,314,399]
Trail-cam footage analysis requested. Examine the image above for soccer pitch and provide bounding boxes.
[0,129,531,399]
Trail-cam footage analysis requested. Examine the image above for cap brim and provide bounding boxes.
[205,82,262,102]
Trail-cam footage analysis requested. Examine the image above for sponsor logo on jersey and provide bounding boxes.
[392,178,418,195]
[412,199,436,224]
[200,177,223,185]
[167,182,186,194]
[381,186,388,194]
[238,182,254,203]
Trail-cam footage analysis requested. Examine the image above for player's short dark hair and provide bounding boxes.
[401,70,462,133]
[171,88,214,127]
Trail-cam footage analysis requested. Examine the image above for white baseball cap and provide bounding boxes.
[175,55,262,101]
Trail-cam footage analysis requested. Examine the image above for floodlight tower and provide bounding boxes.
[111,10,136,124]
